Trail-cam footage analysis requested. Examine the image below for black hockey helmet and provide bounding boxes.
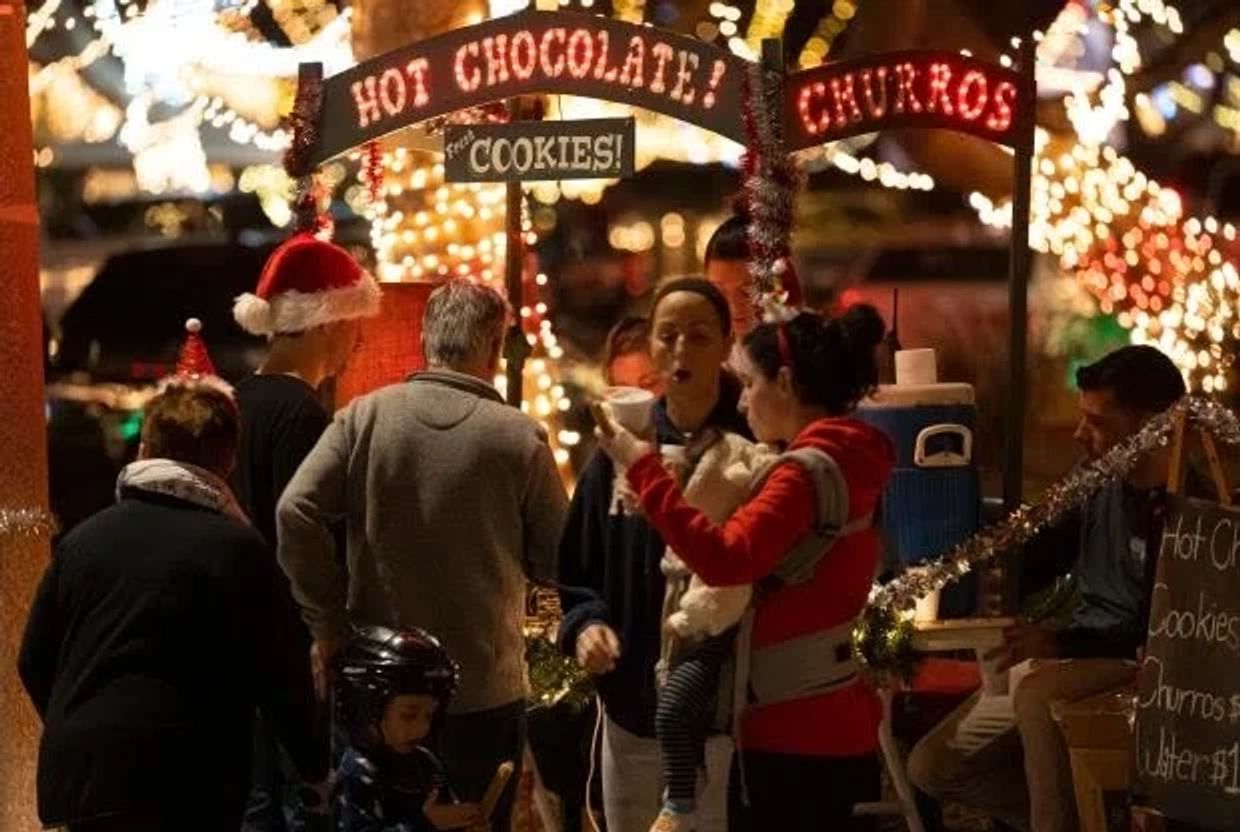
[335,625,459,752]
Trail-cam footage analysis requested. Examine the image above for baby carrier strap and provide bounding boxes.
[750,447,862,588]
[729,448,873,804]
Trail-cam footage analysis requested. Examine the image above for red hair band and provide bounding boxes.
[776,323,794,369]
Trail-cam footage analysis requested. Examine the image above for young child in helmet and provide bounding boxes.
[335,626,486,832]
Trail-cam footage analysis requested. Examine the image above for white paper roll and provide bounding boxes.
[895,349,938,386]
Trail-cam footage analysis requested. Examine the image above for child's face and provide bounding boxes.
[379,693,437,754]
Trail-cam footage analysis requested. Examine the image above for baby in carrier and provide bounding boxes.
[651,442,852,832]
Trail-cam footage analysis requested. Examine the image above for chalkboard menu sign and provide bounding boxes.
[1135,495,1240,831]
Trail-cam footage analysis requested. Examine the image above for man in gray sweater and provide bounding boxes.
[277,280,568,827]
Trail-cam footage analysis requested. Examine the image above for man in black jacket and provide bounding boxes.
[18,384,328,832]
[558,279,750,832]
[231,230,380,832]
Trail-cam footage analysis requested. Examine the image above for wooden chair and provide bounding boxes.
[1051,687,1136,832]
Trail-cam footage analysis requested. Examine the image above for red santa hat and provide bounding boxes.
[161,318,234,397]
[233,233,381,336]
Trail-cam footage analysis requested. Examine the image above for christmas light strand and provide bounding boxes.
[0,507,57,539]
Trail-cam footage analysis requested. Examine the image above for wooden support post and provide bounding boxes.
[503,98,532,407]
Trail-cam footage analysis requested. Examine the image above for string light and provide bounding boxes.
[806,141,936,191]
[743,0,794,58]
[943,2,1239,390]
[26,0,65,48]
[611,0,646,24]
[797,0,862,69]
[1133,260,1240,393]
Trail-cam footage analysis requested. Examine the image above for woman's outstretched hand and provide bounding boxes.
[591,403,654,469]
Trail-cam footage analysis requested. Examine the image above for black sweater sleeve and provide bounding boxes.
[556,451,615,656]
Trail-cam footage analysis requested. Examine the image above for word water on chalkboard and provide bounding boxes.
[443,118,635,183]
[1135,495,1240,831]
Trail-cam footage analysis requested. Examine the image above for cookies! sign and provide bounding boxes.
[443,118,634,183]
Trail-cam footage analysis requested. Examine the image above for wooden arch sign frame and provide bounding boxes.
[291,11,1037,510]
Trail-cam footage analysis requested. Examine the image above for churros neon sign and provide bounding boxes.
[784,51,1022,150]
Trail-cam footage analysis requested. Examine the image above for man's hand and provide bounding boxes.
[423,791,484,830]
[575,623,621,675]
[311,638,344,701]
[985,622,1060,673]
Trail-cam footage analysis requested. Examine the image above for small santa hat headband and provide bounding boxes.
[234,233,381,336]
[159,318,235,398]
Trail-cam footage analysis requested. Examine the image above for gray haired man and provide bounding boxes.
[277,280,569,827]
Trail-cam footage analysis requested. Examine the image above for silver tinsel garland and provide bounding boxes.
[741,59,802,315]
[0,506,56,539]
[868,396,1240,616]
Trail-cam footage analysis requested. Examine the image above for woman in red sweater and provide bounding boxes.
[596,303,895,830]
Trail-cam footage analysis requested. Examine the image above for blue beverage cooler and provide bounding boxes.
[856,350,981,618]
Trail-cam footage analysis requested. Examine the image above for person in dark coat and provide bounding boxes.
[231,231,380,832]
[17,380,329,832]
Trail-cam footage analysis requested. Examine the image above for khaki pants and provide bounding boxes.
[907,659,1136,832]
[600,714,732,832]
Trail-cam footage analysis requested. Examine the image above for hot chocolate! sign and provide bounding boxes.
[312,10,747,164]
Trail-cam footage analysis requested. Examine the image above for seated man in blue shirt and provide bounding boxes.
[908,345,1187,832]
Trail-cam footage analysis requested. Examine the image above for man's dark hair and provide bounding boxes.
[704,213,750,266]
[1075,345,1185,413]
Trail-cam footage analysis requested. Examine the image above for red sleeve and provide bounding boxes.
[625,452,817,587]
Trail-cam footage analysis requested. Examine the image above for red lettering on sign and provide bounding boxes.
[957,69,988,120]
[830,73,862,124]
[510,31,536,80]
[618,36,644,88]
[378,67,406,115]
[702,58,727,109]
[455,41,482,92]
[893,63,922,114]
[567,28,593,79]
[405,58,430,107]
[671,50,700,105]
[986,80,1015,131]
[482,34,510,86]
[649,42,674,95]
[789,55,1020,145]
[926,62,954,115]
[798,82,830,135]
[593,29,617,81]
[351,76,382,128]
[858,67,887,118]
[539,28,566,78]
